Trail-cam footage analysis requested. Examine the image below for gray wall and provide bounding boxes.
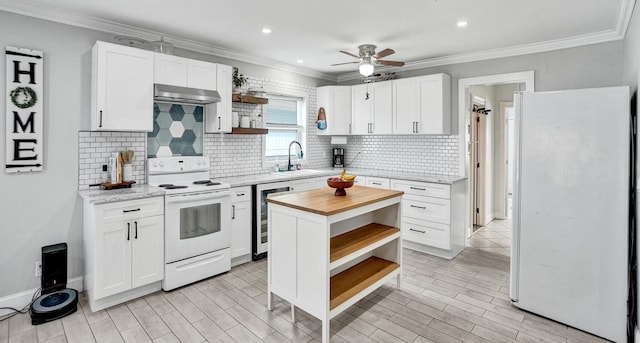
[624,6,640,92]
[0,10,329,298]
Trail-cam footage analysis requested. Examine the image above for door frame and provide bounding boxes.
[497,101,514,219]
[458,71,534,239]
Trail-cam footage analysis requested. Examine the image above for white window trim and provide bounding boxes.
[261,88,308,169]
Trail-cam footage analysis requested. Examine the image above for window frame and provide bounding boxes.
[261,89,308,168]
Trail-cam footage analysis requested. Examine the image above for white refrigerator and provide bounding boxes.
[510,87,630,343]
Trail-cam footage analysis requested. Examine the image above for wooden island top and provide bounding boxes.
[266,185,404,216]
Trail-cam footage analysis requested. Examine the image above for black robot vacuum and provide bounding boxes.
[30,243,78,325]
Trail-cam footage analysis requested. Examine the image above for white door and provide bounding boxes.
[371,81,393,134]
[231,200,252,259]
[351,84,372,134]
[93,41,153,131]
[95,221,131,298]
[131,215,165,288]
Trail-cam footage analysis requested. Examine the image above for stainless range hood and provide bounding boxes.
[154,84,221,104]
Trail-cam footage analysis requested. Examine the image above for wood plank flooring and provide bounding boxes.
[1,245,609,342]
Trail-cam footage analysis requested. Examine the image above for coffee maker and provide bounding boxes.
[332,148,345,168]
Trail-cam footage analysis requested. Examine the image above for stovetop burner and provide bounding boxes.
[193,180,212,185]
[166,185,188,189]
[158,184,189,189]
[158,184,174,188]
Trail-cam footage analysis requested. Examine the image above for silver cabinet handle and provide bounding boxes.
[99,110,103,128]
[410,186,426,191]
[123,208,141,213]
[236,192,245,197]
[134,221,138,239]
[410,228,426,234]
[232,204,236,219]
[349,123,352,134]
[410,204,427,210]
[218,116,221,130]
[372,182,382,185]
[127,223,130,241]
[415,121,419,133]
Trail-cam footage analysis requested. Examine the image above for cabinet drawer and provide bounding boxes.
[94,196,164,225]
[366,177,390,189]
[230,186,252,203]
[402,194,450,224]
[392,180,450,199]
[352,176,367,185]
[403,218,450,250]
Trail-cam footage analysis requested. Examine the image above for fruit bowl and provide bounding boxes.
[327,177,354,196]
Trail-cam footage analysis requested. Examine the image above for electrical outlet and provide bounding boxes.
[35,261,42,278]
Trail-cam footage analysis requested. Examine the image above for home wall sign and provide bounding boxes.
[5,46,43,173]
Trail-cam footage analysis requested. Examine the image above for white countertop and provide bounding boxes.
[78,184,165,204]
[218,167,466,188]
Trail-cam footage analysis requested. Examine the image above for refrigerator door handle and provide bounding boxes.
[509,92,525,303]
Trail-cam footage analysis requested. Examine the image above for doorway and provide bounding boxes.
[457,71,535,243]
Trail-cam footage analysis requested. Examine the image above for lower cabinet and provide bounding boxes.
[231,186,252,267]
[83,196,164,312]
[391,179,467,259]
[366,177,390,189]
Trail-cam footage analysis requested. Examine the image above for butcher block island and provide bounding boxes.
[266,185,404,343]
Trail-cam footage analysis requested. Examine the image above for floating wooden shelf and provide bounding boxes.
[232,94,269,104]
[329,257,399,310]
[330,223,400,263]
[230,127,269,135]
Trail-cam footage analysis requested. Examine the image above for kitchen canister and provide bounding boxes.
[232,112,239,128]
[240,115,250,128]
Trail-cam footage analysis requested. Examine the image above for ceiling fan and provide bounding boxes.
[332,44,405,76]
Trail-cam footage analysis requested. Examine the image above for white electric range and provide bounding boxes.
[148,156,231,291]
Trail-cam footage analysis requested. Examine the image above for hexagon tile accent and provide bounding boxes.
[147,102,204,158]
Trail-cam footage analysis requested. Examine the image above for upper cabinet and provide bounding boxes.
[153,54,217,91]
[317,86,351,135]
[205,64,232,133]
[352,82,393,134]
[393,74,451,135]
[91,41,154,131]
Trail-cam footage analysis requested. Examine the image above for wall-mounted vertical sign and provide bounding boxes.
[5,46,43,173]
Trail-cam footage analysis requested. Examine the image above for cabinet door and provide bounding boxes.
[317,86,352,135]
[92,41,154,131]
[217,64,232,132]
[351,84,372,134]
[371,81,393,134]
[231,200,252,259]
[154,54,188,87]
[392,78,419,134]
[188,60,217,91]
[417,74,451,134]
[131,215,164,288]
[94,221,131,299]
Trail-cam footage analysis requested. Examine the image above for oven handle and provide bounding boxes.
[165,191,230,204]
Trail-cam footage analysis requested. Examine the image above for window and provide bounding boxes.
[263,95,306,160]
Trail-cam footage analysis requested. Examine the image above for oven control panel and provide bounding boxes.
[148,156,210,174]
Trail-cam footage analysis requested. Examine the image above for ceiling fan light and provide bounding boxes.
[359,62,374,76]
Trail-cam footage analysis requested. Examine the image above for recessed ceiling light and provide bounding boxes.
[457,21,468,28]
[262,28,272,34]
[296,59,304,63]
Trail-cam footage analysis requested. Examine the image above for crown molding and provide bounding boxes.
[0,0,338,82]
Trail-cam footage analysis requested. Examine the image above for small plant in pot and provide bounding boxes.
[232,67,247,94]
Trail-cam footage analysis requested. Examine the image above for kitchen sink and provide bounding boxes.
[271,169,325,175]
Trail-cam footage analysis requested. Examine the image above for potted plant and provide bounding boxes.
[232,67,247,94]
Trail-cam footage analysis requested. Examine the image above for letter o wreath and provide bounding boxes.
[10,86,38,109]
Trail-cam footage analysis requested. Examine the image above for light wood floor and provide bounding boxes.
[1,247,609,343]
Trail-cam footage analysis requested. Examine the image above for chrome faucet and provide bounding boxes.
[288,140,303,171]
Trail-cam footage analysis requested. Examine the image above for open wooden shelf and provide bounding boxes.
[330,223,400,263]
[232,94,268,104]
[230,127,269,135]
[329,257,399,310]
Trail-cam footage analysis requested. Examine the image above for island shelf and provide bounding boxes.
[266,186,404,343]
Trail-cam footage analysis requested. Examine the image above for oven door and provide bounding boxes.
[165,190,231,264]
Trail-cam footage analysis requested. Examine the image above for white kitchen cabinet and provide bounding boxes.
[391,179,466,259]
[366,177,390,189]
[351,82,393,134]
[211,64,233,133]
[392,73,451,134]
[153,53,217,91]
[83,196,164,311]
[231,186,252,267]
[91,41,154,131]
[317,86,352,135]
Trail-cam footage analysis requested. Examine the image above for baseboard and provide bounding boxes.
[0,277,83,316]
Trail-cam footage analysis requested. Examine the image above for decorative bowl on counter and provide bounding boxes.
[327,178,354,196]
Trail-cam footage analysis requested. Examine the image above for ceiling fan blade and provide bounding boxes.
[331,61,360,66]
[339,50,361,59]
[377,60,405,67]
[374,48,395,59]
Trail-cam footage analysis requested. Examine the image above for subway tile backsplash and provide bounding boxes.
[78,77,460,188]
